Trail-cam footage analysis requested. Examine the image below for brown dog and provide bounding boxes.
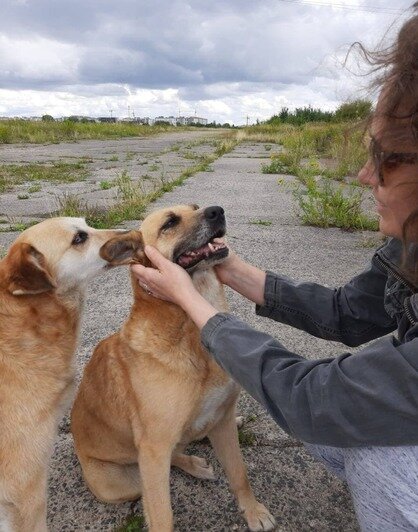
[71,205,276,531]
[0,217,127,532]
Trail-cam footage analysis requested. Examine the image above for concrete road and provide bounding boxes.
[1,135,381,530]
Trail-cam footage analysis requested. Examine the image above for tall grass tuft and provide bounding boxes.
[294,171,378,231]
[0,120,176,144]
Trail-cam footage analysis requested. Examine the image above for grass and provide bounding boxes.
[0,220,38,233]
[214,134,239,156]
[243,121,375,232]
[28,183,42,193]
[238,427,257,446]
[294,172,378,231]
[0,161,88,192]
[252,122,367,180]
[17,193,29,200]
[0,120,175,144]
[117,514,146,532]
[55,155,217,229]
[262,155,291,175]
[100,180,114,190]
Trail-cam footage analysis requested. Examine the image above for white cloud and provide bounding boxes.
[0,0,414,124]
[0,35,79,85]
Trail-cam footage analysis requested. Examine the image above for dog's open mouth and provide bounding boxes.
[176,237,228,269]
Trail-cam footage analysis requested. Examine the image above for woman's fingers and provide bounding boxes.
[144,245,170,271]
[130,262,150,284]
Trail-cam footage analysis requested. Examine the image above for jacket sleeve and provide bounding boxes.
[256,255,397,347]
[202,313,418,447]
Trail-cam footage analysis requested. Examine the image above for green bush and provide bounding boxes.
[334,99,372,122]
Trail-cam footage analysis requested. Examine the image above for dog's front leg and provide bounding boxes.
[138,442,174,532]
[208,406,277,532]
[7,469,48,532]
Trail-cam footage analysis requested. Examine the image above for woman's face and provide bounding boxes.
[358,117,418,239]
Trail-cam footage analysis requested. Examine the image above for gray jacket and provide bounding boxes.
[201,238,418,447]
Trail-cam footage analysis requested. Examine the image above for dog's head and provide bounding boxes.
[100,204,228,274]
[1,217,134,296]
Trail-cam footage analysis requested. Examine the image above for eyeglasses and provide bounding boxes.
[369,137,418,184]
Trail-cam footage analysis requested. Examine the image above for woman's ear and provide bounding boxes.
[99,230,146,266]
[5,243,56,295]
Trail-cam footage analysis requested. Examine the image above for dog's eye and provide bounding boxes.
[161,216,180,232]
[72,231,88,245]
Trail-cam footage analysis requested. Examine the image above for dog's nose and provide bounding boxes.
[204,206,225,221]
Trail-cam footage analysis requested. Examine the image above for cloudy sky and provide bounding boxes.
[0,0,414,124]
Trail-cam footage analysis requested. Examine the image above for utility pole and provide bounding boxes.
[246,115,250,126]
[128,105,131,119]
[109,109,113,119]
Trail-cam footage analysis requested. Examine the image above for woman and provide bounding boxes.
[131,10,418,531]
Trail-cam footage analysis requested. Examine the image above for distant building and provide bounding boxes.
[98,117,117,123]
[186,116,208,126]
[154,115,177,126]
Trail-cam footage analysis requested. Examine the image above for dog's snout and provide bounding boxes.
[204,206,224,222]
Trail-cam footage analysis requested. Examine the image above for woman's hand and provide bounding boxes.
[214,248,242,285]
[131,245,196,307]
[131,245,219,329]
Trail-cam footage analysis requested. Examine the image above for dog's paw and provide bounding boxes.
[189,455,216,480]
[236,416,244,428]
[243,502,276,531]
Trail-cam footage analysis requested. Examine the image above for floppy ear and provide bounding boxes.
[6,243,56,296]
[99,230,146,266]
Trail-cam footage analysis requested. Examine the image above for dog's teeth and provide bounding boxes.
[208,242,214,252]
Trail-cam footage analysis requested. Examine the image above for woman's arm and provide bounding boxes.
[215,252,266,306]
[202,313,418,447]
[131,247,418,447]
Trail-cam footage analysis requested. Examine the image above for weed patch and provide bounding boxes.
[0,162,88,192]
[214,138,238,156]
[55,156,215,229]
[28,183,42,193]
[294,176,378,231]
[99,180,113,190]
[117,514,146,532]
[238,427,257,446]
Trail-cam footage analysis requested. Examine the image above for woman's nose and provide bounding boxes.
[358,160,379,187]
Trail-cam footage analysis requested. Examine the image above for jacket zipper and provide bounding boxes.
[375,254,417,325]
[404,298,417,326]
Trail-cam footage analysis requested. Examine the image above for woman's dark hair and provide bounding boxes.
[356,4,418,285]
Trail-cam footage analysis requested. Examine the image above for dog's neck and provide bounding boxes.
[122,268,227,372]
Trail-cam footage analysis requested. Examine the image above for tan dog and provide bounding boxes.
[0,218,127,532]
[71,205,276,532]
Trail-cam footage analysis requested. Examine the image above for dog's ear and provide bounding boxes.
[5,243,56,296]
[100,230,146,266]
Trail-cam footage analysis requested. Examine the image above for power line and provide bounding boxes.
[278,0,405,15]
